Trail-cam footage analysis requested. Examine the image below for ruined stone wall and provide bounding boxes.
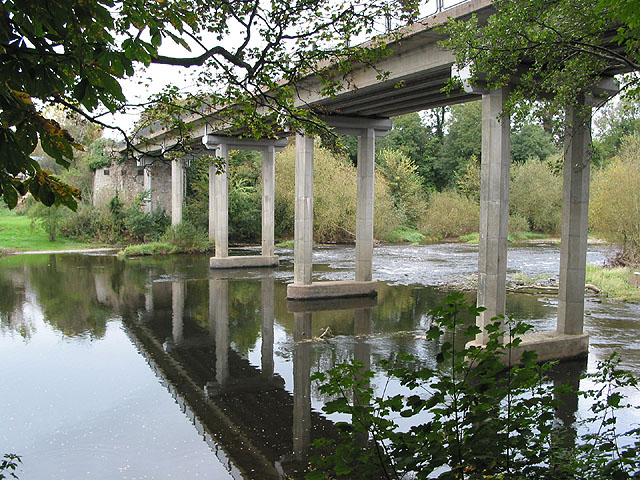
[93,159,171,214]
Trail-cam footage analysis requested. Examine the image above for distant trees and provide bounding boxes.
[590,135,640,265]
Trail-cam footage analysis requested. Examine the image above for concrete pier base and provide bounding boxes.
[468,332,589,365]
[209,255,279,269]
[286,280,377,300]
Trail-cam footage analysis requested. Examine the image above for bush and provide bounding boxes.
[275,144,399,243]
[510,157,562,234]
[421,190,479,238]
[311,293,640,480]
[376,149,429,227]
[162,220,210,253]
[590,135,640,265]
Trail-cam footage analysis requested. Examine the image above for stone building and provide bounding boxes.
[92,158,172,214]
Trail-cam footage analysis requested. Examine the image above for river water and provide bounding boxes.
[1,243,639,479]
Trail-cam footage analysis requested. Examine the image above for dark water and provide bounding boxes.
[1,243,639,479]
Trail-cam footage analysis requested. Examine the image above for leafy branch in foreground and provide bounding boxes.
[1,0,420,210]
[309,292,640,480]
[0,454,21,480]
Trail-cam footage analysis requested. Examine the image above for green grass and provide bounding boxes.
[0,209,99,252]
[459,232,552,244]
[384,226,427,244]
[120,243,180,256]
[275,240,295,248]
[586,264,640,302]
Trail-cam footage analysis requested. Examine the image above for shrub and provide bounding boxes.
[421,190,479,238]
[376,149,429,227]
[162,220,210,253]
[311,293,640,480]
[590,135,640,265]
[275,144,399,243]
[510,157,562,234]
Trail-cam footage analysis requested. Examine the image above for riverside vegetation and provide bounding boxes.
[308,293,640,480]
[3,102,640,298]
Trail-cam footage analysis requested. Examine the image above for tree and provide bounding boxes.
[593,97,640,165]
[0,0,419,211]
[442,0,640,126]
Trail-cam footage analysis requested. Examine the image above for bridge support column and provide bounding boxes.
[287,117,391,301]
[171,158,185,226]
[293,134,315,286]
[172,282,185,345]
[141,157,153,214]
[262,146,276,258]
[356,128,375,282]
[203,135,286,269]
[475,88,510,345]
[211,143,230,257]
[558,101,591,335]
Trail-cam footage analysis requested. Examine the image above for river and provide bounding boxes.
[1,242,639,479]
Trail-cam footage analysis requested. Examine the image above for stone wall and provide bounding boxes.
[93,158,172,214]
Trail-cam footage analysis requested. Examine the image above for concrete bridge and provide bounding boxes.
[128,0,621,362]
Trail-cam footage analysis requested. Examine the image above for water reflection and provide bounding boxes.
[0,246,638,479]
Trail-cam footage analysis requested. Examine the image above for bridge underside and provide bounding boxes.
[130,0,615,364]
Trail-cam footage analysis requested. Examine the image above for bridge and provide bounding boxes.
[126,0,621,363]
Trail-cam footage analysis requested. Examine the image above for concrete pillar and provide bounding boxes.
[294,134,314,285]
[172,281,185,345]
[212,145,230,257]
[476,88,510,344]
[262,146,276,257]
[171,159,185,226]
[558,101,591,335]
[261,278,275,378]
[292,311,312,460]
[143,161,153,214]
[208,164,216,243]
[212,278,229,385]
[356,128,376,282]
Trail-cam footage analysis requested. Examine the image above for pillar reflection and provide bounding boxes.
[293,311,312,461]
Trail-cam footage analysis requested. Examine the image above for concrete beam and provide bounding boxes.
[202,135,288,152]
[322,116,393,137]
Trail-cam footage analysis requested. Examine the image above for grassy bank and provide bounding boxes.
[586,264,640,302]
[0,209,99,253]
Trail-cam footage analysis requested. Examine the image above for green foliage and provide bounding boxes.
[510,158,563,234]
[443,0,639,129]
[585,264,640,302]
[85,138,112,171]
[437,102,482,190]
[275,145,399,243]
[0,453,21,480]
[510,123,558,164]
[590,135,640,264]
[120,242,179,256]
[310,293,640,480]
[376,149,429,227]
[1,0,420,211]
[162,221,210,253]
[384,226,426,244]
[422,190,479,238]
[28,202,65,241]
[593,97,640,166]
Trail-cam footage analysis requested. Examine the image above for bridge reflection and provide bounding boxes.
[123,274,379,479]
